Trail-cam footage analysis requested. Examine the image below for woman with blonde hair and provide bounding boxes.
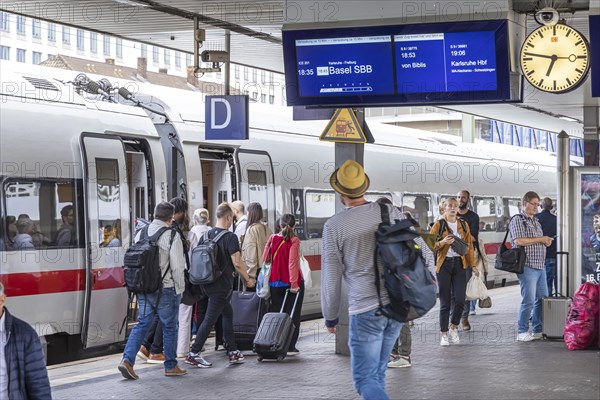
[430,197,478,346]
[262,213,304,354]
[241,203,272,287]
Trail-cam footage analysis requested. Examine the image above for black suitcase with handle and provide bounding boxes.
[253,290,299,361]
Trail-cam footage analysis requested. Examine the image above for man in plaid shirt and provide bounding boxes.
[508,191,554,342]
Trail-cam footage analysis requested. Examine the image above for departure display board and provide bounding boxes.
[282,20,518,107]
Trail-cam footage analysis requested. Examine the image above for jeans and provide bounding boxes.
[391,323,411,357]
[517,266,548,334]
[190,279,237,354]
[269,282,304,350]
[349,308,401,400]
[437,257,467,332]
[544,258,557,296]
[123,287,181,370]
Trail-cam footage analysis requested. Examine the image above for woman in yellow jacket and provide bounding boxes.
[430,197,478,346]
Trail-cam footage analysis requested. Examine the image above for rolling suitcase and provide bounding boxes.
[231,282,268,351]
[542,251,571,339]
[253,289,299,362]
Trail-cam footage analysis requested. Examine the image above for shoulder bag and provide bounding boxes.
[494,215,526,274]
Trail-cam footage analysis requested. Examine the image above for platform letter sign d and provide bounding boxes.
[205,95,249,140]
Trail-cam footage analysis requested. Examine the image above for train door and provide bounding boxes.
[80,135,130,348]
[199,148,235,218]
[235,150,276,229]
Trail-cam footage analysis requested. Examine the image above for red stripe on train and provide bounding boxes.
[0,267,124,297]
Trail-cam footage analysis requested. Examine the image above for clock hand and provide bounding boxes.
[523,52,554,59]
[546,58,557,76]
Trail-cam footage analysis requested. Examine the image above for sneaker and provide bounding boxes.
[461,317,471,331]
[448,328,460,344]
[228,350,245,364]
[469,310,476,315]
[118,359,139,380]
[531,332,543,340]
[517,332,535,342]
[388,353,400,363]
[164,365,187,377]
[440,335,450,346]
[147,353,165,364]
[136,345,149,362]
[388,355,411,368]
[184,353,212,368]
[287,348,300,356]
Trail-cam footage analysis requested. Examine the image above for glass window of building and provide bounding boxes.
[152,46,159,63]
[174,51,181,68]
[116,38,123,58]
[234,64,240,79]
[0,12,9,32]
[16,15,25,34]
[163,49,170,65]
[62,26,70,44]
[260,93,266,103]
[0,46,10,60]
[243,66,248,80]
[32,19,41,38]
[252,68,257,82]
[103,35,111,56]
[140,43,147,58]
[47,23,56,42]
[260,70,266,84]
[269,72,274,84]
[16,48,25,63]
[269,95,274,104]
[185,53,192,67]
[76,29,85,50]
[32,51,41,65]
[90,32,97,53]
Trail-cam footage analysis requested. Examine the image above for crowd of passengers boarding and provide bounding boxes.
[113,163,557,393]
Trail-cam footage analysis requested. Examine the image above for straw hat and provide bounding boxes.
[329,160,370,197]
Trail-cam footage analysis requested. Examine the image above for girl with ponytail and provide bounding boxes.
[261,213,304,354]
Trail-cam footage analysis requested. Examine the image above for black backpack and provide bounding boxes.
[123,226,175,294]
[374,203,437,322]
[189,229,229,285]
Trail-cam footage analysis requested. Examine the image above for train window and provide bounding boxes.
[498,198,521,231]
[364,192,393,204]
[401,194,433,232]
[96,159,122,248]
[305,190,335,239]
[247,169,268,222]
[473,197,497,232]
[3,179,83,250]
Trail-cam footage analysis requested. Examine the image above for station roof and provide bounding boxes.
[0,0,597,136]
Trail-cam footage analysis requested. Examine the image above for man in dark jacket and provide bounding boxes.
[0,282,52,399]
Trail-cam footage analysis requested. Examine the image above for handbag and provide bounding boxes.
[299,255,312,289]
[494,215,526,274]
[256,239,285,300]
[478,296,492,308]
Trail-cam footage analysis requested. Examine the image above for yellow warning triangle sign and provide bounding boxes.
[320,108,367,143]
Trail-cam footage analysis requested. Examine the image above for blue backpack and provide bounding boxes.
[374,203,437,322]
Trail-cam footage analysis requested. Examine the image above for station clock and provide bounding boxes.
[520,23,590,93]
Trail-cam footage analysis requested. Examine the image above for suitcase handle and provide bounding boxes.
[556,251,569,297]
[281,289,301,316]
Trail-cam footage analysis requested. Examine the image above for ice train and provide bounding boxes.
[0,62,564,363]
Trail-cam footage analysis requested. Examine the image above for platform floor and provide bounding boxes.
[48,285,600,400]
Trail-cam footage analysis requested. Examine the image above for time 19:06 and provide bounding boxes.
[450,50,466,56]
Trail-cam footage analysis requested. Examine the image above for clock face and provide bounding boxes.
[520,24,590,93]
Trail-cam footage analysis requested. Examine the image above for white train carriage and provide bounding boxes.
[0,62,564,363]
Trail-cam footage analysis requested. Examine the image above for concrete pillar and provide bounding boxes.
[583,106,599,166]
[556,131,570,296]
[461,113,476,143]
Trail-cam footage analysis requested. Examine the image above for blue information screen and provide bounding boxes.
[395,31,497,93]
[295,36,394,97]
[283,20,517,106]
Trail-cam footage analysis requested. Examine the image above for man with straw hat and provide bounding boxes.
[321,160,432,400]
